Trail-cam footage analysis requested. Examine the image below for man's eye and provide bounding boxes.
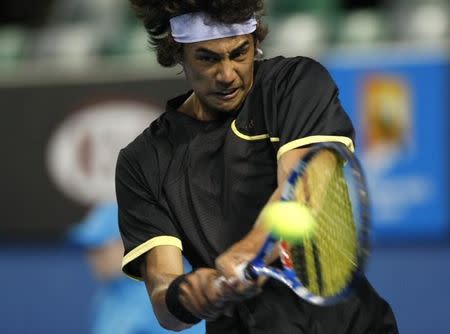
[231,49,248,60]
[198,55,218,63]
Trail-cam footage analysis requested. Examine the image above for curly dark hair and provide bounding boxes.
[129,0,268,67]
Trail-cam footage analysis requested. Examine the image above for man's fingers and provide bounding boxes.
[179,270,233,320]
[214,276,237,299]
[215,252,247,279]
[222,275,258,296]
[178,282,203,318]
[181,277,217,319]
[176,268,261,322]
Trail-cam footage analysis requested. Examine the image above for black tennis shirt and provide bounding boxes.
[116,56,398,333]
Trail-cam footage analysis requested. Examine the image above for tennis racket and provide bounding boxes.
[222,142,370,305]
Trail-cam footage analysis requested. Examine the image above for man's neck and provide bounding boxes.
[178,93,220,121]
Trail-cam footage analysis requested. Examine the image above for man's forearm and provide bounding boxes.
[150,286,193,331]
[140,247,193,332]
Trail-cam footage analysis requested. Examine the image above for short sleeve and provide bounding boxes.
[266,57,355,159]
[115,147,182,280]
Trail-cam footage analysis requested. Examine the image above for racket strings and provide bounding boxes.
[314,175,357,262]
[316,166,357,295]
[291,154,358,297]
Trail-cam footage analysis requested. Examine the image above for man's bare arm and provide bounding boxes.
[140,246,191,331]
[141,245,237,330]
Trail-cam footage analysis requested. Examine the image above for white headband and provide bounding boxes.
[170,12,257,43]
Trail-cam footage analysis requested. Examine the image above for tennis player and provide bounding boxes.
[116,0,398,333]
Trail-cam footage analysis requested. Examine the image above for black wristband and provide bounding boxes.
[165,274,202,324]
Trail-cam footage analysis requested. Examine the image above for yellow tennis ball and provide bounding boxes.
[260,201,316,243]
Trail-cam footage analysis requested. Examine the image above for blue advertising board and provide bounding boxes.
[324,50,449,243]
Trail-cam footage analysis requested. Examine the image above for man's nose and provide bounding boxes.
[216,59,236,85]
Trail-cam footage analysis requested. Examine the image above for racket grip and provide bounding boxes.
[242,264,258,281]
[235,262,258,282]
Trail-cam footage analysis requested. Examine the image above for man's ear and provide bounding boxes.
[254,40,263,59]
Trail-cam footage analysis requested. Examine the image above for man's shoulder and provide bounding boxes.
[256,55,323,74]
[254,56,333,90]
[119,113,172,166]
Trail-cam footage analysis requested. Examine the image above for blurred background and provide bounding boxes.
[0,0,448,333]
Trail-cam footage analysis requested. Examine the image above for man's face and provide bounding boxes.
[182,34,255,114]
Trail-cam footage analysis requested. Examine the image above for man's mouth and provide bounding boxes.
[215,88,239,100]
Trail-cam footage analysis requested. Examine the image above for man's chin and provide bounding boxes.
[211,97,244,113]
[212,104,240,115]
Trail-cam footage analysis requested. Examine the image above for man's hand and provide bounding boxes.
[215,239,259,280]
[178,268,236,321]
[214,223,269,298]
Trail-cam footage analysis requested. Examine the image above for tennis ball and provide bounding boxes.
[260,201,316,243]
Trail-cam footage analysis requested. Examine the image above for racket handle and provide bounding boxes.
[241,263,258,281]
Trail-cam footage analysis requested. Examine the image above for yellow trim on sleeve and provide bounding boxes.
[231,120,279,142]
[231,120,269,140]
[276,136,355,160]
[122,236,182,279]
